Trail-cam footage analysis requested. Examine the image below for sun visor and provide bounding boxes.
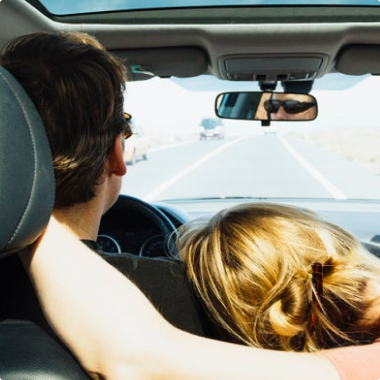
[336,45,380,75]
[113,47,209,81]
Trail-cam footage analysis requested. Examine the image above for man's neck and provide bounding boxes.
[53,200,102,241]
[52,173,120,241]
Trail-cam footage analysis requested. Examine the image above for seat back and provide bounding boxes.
[0,66,91,379]
[104,254,220,338]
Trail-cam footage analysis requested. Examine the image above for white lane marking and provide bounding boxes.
[278,135,347,200]
[151,140,197,153]
[143,137,247,201]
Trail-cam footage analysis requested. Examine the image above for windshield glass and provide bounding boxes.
[120,74,380,202]
[37,0,380,15]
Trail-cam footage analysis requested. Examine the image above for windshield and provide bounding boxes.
[37,0,380,15]
[120,73,380,202]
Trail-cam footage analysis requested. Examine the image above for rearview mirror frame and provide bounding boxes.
[215,91,318,122]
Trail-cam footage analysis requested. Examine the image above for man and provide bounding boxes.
[0,31,132,325]
[0,31,204,336]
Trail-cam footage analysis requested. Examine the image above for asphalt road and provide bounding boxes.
[120,134,380,202]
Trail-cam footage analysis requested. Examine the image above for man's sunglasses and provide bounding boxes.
[123,112,133,140]
[264,99,316,114]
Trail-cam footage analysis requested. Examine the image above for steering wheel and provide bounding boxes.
[98,194,178,257]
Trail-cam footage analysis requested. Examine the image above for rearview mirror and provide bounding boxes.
[215,92,317,122]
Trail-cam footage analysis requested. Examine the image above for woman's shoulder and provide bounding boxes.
[322,340,380,380]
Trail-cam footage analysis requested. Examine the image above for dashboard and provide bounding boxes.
[98,195,182,257]
[98,195,380,259]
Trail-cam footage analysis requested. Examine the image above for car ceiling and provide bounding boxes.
[2,0,380,86]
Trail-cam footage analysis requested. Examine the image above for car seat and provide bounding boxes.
[0,65,91,379]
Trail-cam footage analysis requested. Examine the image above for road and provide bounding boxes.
[120,133,380,202]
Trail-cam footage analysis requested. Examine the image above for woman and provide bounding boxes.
[20,207,380,380]
[177,203,380,352]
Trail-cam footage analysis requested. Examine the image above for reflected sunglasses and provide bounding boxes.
[264,99,315,114]
[123,112,133,140]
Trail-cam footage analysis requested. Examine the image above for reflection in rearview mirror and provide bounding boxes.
[215,91,318,122]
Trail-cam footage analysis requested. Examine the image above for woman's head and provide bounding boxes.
[178,203,380,352]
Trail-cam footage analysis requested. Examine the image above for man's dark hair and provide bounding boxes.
[0,32,127,208]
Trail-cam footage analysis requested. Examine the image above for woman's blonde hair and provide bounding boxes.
[177,203,380,352]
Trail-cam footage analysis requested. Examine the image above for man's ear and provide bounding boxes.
[107,134,127,176]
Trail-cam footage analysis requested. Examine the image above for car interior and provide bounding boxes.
[2,0,380,378]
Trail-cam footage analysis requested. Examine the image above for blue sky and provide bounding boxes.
[39,0,380,15]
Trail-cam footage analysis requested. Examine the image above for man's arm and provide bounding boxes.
[19,217,340,380]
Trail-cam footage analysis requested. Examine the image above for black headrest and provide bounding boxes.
[0,66,54,257]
